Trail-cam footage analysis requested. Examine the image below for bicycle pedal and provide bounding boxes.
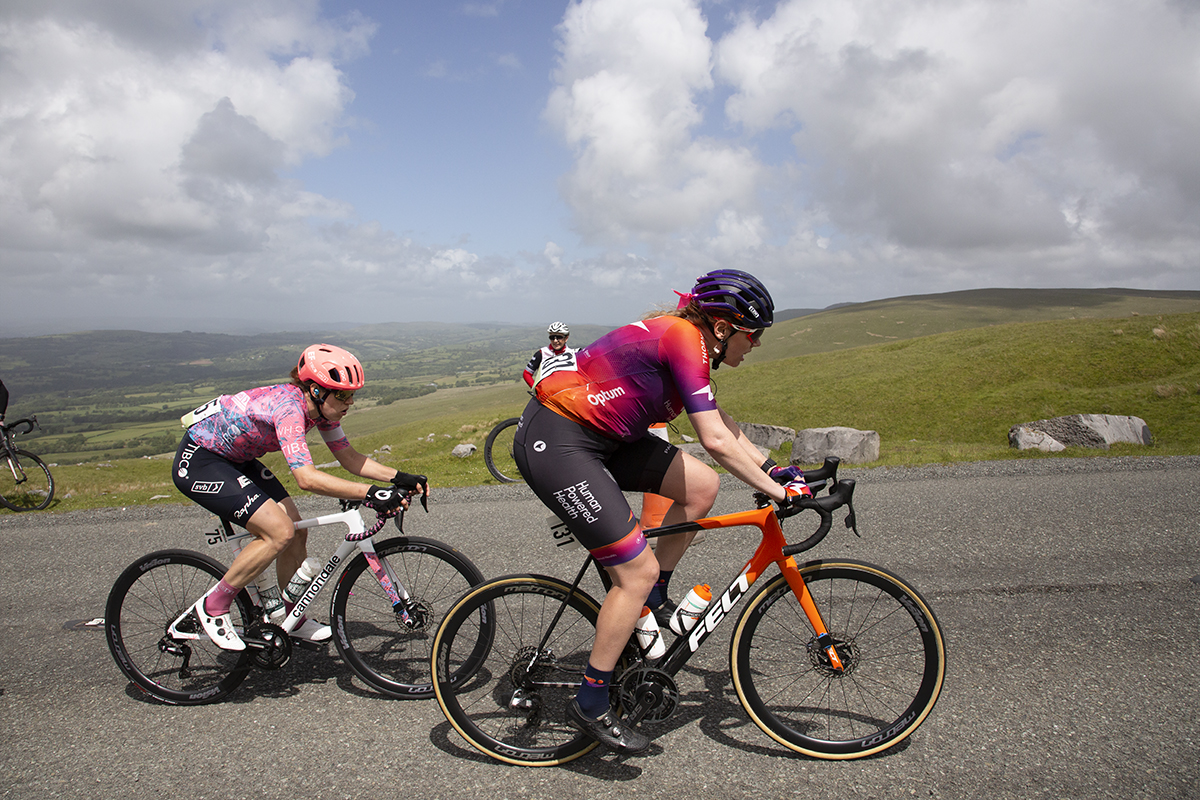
[289,637,326,651]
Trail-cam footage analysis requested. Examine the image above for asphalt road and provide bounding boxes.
[1,457,1198,800]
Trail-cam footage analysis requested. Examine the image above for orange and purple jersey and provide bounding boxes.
[534,316,716,441]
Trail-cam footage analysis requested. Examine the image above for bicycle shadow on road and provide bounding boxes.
[117,643,402,705]
[426,717,657,779]
[628,663,914,763]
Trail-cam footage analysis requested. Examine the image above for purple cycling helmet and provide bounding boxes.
[691,269,774,328]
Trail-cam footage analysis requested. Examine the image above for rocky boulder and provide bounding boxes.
[737,422,796,452]
[1008,427,1066,452]
[1008,414,1152,451]
[790,427,880,465]
[451,443,477,458]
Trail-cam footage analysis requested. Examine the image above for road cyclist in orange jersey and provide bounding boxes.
[513,269,811,754]
[170,344,428,651]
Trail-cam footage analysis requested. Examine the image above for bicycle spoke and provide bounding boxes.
[731,562,945,758]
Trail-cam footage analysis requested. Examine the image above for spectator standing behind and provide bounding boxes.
[0,378,8,422]
[522,322,575,387]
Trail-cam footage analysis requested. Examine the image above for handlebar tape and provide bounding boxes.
[781,479,857,557]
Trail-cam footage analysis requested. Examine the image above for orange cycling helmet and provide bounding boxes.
[297,344,365,391]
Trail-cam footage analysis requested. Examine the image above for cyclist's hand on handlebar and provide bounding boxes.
[391,470,427,494]
[364,485,406,513]
[783,477,813,503]
[768,464,805,484]
[391,471,429,511]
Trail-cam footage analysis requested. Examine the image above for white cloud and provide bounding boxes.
[2,0,1198,337]
[546,0,1200,307]
[545,0,762,244]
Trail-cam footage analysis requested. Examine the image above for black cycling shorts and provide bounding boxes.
[172,433,289,527]
[513,398,678,567]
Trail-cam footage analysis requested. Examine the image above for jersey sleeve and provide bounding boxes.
[317,420,351,452]
[274,404,317,471]
[523,349,543,387]
[660,319,718,415]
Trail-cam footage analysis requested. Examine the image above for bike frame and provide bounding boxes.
[547,496,849,696]
[2,417,37,480]
[206,507,418,637]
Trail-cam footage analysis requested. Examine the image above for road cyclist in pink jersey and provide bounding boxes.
[513,269,812,754]
[171,344,428,652]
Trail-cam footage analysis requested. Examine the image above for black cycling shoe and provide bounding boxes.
[566,700,650,754]
[652,598,677,630]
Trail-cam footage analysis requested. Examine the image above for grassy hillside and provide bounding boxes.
[0,322,614,462]
[21,309,1200,515]
[757,287,1200,360]
[712,310,1200,463]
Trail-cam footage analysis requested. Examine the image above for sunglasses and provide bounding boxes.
[730,324,765,343]
[328,389,356,403]
[549,335,567,341]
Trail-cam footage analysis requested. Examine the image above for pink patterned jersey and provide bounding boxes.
[185,384,350,471]
[534,316,717,442]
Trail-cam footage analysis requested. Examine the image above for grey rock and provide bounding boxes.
[1008,414,1152,450]
[790,427,881,464]
[737,422,796,452]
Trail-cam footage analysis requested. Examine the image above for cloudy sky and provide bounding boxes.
[2,0,1198,336]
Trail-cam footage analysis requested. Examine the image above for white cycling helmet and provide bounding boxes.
[547,322,569,335]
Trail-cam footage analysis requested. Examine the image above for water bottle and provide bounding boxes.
[224,529,286,622]
[282,557,322,604]
[259,584,286,624]
[669,584,713,635]
[634,606,667,659]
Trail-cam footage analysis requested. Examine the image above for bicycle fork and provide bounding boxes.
[359,545,424,629]
[779,559,846,673]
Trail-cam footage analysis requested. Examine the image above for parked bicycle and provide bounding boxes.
[483,417,522,483]
[0,416,55,512]
[106,495,488,705]
[431,458,946,765]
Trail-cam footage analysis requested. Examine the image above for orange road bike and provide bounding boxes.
[431,458,945,765]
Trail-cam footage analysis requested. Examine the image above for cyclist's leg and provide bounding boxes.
[609,440,718,616]
[172,438,295,647]
[648,448,720,570]
[513,400,655,751]
[269,494,305,593]
[589,543,658,671]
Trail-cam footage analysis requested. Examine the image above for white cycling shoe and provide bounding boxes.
[292,618,332,643]
[178,596,246,651]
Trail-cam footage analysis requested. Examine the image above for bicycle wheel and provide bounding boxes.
[331,536,486,699]
[0,449,55,511]
[105,549,254,705]
[730,560,945,759]
[483,417,522,483]
[433,575,611,766]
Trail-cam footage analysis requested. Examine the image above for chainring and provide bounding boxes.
[247,622,292,669]
[617,666,679,724]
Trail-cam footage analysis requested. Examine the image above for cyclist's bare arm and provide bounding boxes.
[328,445,404,484]
[291,463,380,501]
[689,408,787,502]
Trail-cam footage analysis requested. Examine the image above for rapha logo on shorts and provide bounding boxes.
[237,475,253,488]
[191,481,224,494]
